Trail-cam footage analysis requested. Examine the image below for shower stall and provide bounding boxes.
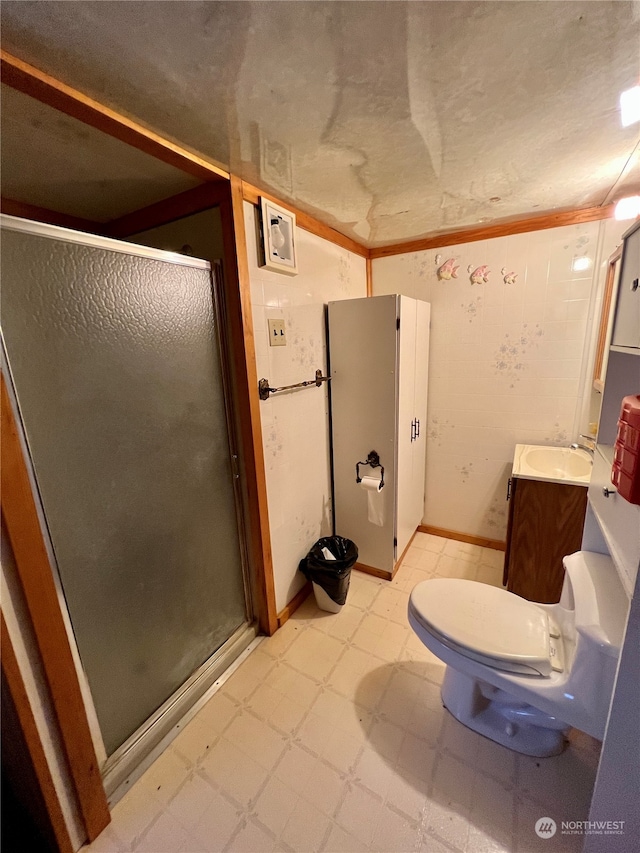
[1,215,255,796]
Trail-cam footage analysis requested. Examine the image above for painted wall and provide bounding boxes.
[372,219,627,542]
[130,207,225,261]
[243,202,367,611]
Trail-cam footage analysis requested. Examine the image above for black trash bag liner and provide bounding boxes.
[298,535,358,606]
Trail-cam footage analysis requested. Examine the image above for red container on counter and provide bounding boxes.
[612,394,640,505]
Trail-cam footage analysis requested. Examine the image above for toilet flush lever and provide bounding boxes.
[602,486,616,498]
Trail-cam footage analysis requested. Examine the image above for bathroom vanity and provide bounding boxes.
[503,445,591,603]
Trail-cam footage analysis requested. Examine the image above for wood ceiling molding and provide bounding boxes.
[0,50,229,184]
[241,181,369,258]
[369,204,616,259]
[1,197,103,234]
[105,182,230,238]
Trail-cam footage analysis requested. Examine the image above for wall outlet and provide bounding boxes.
[268,319,287,346]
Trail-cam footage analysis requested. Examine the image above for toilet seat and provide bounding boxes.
[409,579,564,677]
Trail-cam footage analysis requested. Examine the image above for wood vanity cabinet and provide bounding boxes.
[502,477,588,603]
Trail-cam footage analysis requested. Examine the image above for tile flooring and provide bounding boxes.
[86,535,601,853]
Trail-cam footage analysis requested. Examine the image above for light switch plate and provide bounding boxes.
[268,318,287,346]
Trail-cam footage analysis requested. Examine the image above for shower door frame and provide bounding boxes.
[0,214,261,803]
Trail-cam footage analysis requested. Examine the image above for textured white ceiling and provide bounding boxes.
[0,85,201,222]
[1,1,639,246]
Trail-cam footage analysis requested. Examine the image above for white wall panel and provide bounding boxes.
[372,219,628,541]
[243,202,367,611]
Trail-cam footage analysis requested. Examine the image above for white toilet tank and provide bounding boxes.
[561,551,629,737]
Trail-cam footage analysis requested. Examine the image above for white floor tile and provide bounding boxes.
[424,798,471,851]
[84,825,127,853]
[413,532,447,553]
[335,783,384,848]
[224,711,288,770]
[135,811,195,853]
[300,758,347,817]
[280,797,332,851]
[85,537,601,853]
[172,715,220,767]
[199,737,269,808]
[226,817,276,853]
[323,822,369,852]
[166,772,219,830]
[253,776,299,836]
[370,803,421,852]
[108,782,165,847]
[189,790,242,851]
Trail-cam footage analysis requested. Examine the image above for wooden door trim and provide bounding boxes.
[366,257,373,296]
[1,375,110,841]
[0,50,229,183]
[219,178,278,635]
[1,612,76,853]
[593,244,623,393]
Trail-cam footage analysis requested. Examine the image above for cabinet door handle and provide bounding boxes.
[415,418,420,438]
[506,478,512,501]
[410,420,416,442]
[632,278,639,293]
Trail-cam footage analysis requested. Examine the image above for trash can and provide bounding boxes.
[299,536,358,613]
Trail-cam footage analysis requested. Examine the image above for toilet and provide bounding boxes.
[408,551,628,756]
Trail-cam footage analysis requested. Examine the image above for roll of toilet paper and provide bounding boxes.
[360,475,384,526]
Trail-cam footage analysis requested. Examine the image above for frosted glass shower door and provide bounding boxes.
[1,218,249,757]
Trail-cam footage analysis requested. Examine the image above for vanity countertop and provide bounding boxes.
[512,444,592,487]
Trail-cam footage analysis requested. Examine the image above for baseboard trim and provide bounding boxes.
[276,581,312,628]
[354,561,393,581]
[394,530,417,575]
[354,528,419,582]
[418,525,506,552]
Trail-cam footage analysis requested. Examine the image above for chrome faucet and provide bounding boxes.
[570,434,595,455]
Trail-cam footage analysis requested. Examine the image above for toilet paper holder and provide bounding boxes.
[356,451,385,489]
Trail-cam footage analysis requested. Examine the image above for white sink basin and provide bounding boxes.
[512,444,592,486]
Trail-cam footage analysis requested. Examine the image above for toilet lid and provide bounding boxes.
[409,579,552,669]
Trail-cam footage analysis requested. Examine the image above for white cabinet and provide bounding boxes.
[328,295,430,577]
[611,220,640,349]
[584,445,640,596]
[584,218,640,848]
[583,222,640,593]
